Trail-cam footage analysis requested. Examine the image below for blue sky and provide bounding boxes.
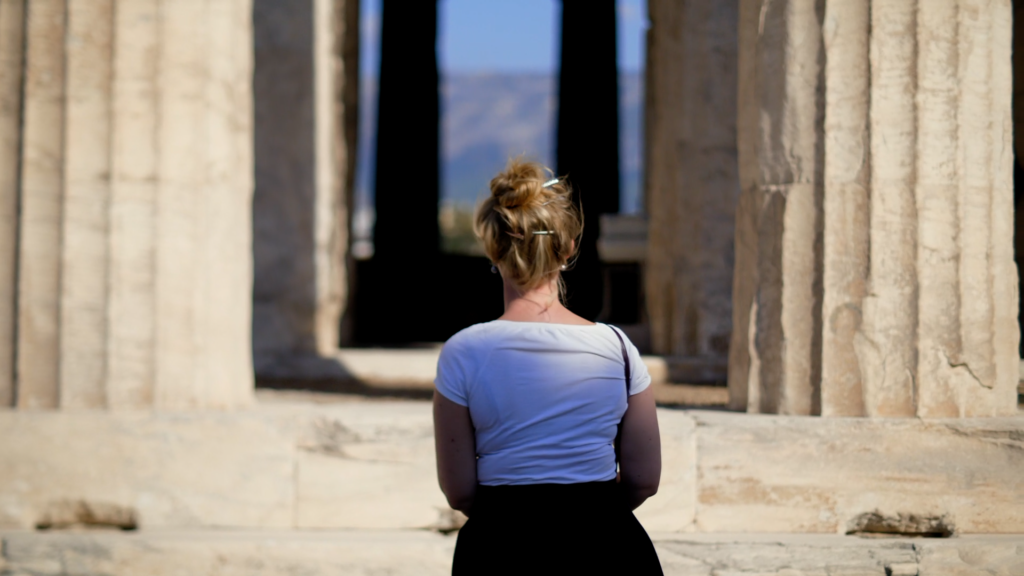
[360,0,649,75]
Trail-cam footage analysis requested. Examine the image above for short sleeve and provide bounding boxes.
[624,335,652,396]
[435,340,469,406]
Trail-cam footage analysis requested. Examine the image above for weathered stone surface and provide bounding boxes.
[0,0,254,411]
[2,399,1021,534]
[732,0,1018,417]
[0,411,294,530]
[846,511,953,538]
[0,530,457,576]
[820,0,869,417]
[693,411,1024,534]
[252,0,358,377]
[1,530,1021,576]
[916,536,1024,576]
[634,407,696,532]
[646,0,739,373]
[656,533,918,576]
[293,402,449,529]
[287,400,695,532]
[732,0,824,416]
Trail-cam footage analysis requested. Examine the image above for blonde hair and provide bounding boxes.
[475,158,582,296]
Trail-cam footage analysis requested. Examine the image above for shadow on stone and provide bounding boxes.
[846,511,955,538]
[36,500,138,531]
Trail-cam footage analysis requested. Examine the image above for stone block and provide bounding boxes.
[292,402,449,529]
[634,411,697,532]
[916,536,1024,576]
[655,534,917,576]
[692,411,1024,533]
[0,412,293,530]
[0,530,456,576]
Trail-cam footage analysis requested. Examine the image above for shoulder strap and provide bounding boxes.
[608,325,631,466]
[608,325,631,395]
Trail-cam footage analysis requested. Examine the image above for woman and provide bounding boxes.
[433,159,663,574]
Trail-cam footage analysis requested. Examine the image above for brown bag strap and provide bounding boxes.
[607,325,631,466]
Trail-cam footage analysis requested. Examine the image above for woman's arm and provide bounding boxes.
[618,385,661,510]
[433,391,478,515]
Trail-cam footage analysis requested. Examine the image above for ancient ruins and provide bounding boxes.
[0,0,1021,574]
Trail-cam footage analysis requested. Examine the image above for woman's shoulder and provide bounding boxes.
[442,321,501,351]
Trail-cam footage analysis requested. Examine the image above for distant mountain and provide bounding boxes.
[353,72,644,242]
[441,73,557,207]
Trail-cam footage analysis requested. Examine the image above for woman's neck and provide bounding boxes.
[499,277,593,325]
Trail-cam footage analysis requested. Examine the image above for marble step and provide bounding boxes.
[2,529,1021,576]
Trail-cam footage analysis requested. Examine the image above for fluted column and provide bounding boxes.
[646,0,739,373]
[1,0,254,411]
[0,1,24,408]
[732,0,1018,417]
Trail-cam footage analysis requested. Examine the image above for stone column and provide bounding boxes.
[0,0,254,411]
[252,0,358,375]
[731,0,1018,417]
[645,0,739,376]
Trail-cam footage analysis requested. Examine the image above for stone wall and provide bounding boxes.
[730,0,1018,417]
[0,0,254,410]
[253,0,358,375]
[645,0,740,373]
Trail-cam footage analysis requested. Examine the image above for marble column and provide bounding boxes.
[731,0,1018,417]
[645,0,739,376]
[0,0,254,411]
[252,0,358,375]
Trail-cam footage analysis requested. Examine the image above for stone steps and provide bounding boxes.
[2,398,1021,535]
[1,529,1020,575]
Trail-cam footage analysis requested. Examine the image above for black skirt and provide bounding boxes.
[452,481,663,575]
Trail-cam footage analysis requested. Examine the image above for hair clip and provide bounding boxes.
[542,178,559,188]
[533,230,555,235]
[505,231,525,240]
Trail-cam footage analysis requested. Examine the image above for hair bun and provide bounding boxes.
[489,160,547,209]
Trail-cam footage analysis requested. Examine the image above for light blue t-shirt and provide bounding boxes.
[434,320,651,485]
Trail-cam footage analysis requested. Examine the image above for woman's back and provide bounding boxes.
[432,158,662,574]
[435,320,651,485]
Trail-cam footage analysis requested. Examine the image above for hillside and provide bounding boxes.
[354,72,643,248]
